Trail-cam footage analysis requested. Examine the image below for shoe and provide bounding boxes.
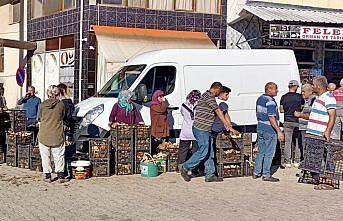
[57,172,68,184]
[262,176,280,182]
[292,162,300,168]
[205,175,223,182]
[180,167,191,182]
[43,173,52,183]
[285,163,292,168]
[252,174,262,179]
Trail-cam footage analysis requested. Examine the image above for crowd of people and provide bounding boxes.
[1,75,342,187]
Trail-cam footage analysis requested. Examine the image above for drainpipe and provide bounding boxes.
[19,0,24,99]
[78,0,84,103]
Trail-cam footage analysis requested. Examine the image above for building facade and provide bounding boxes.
[27,0,228,102]
[227,0,343,84]
[0,0,27,108]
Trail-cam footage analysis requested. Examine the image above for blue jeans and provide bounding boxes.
[183,127,215,178]
[254,130,277,177]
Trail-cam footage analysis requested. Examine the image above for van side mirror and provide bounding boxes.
[136,84,147,102]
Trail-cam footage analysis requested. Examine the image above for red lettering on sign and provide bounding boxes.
[323,29,331,35]
[302,27,311,34]
[333,29,341,35]
[313,28,321,34]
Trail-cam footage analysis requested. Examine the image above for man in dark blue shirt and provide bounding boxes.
[254,82,284,182]
[18,86,41,125]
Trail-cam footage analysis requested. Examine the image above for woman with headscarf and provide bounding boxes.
[150,90,169,154]
[177,90,201,167]
[108,90,143,127]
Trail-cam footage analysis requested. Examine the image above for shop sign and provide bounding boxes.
[60,49,74,67]
[270,24,343,42]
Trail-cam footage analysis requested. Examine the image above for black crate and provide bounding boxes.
[6,110,27,132]
[135,138,151,151]
[30,145,40,158]
[321,140,343,181]
[89,138,110,159]
[6,155,16,167]
[299,136,325,173]
[217,148,243,164]
[30,157,42,172]
[17,144,31,169]
[6,131,34,146]
[242,133,252,146]
[110,125,134,140]
[168,158,178,172]
[217,134,243,150]
[91,159,111,177]
[217,164,243,178]
[116,149,133,164]
[0,151,5,164]
[115,163,133,175]
[135,125,151,139]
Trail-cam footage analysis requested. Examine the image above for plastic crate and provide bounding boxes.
[168,159,178,172]
[216,134,243,150]
[30,145,40,158]
[17,144,31,169]
[135,125,151,139]
[6,110,27,132]
[116,163,133,175]
[91,159,111,177]
[321,140,343,181]
[135,138,151,151]
[217,149,242,164]
[299,136,326,173]
[6,155,16,167]
[89,138,110,159]
[6,131,34,146]
[0,150,5,164]
[217,164,243,178]
[110,125,134,140]
[30,157,42,172]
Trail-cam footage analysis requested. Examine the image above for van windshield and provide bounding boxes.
[98,65,146,97]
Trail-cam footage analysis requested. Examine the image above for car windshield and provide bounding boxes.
[98,65,146,97]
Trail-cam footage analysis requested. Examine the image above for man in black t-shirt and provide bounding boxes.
[280,80,304,168]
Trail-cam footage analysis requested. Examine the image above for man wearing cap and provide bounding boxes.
[332,79,343,140]
[280,80,304,168]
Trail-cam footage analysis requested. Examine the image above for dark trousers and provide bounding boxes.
[151,136,168,155]
[177,140,198,164]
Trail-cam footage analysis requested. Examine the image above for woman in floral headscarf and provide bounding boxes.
[108,90,143,128]
[177,90,201,167]
[150,90,169,154]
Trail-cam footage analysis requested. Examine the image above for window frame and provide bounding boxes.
[31,0,76,19]
[99,0,221,15]
[9,0,21,25]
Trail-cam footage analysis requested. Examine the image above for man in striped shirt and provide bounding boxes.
[180,82,235,182]
[307,76,336,140]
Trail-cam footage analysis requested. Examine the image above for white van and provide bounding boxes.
[74,49,300,150]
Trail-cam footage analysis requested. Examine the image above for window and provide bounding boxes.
[101,0,123,5]
[148,0,173,10]
[9,0,20,24]
[137,66,176,101]
[0,47,4,72]
[196,0,219,14]
[128,0,147,7]
[175,0,193,11]
[31,0,76,18]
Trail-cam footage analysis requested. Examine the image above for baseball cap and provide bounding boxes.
[288,80,300,87]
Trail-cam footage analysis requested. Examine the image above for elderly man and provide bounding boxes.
[332,79,343,140]
[253,82,284,182]
[18,86,41,126]
[38,85,66,183]
[328,83,336,93]
[280,80,304,168]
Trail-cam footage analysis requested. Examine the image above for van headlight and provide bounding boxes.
[80,104,104,128]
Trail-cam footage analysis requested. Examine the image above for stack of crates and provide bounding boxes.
[89,138,111,177]
[7,110,26,132]
[111,125,134,175]
[134,126,151,174]
[18,144,31,169]
[216,133,244,179]
[6,131,34,167]
[0,111,9,163]
[30,145,42,172]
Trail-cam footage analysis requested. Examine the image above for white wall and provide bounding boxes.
[0,1,27,108]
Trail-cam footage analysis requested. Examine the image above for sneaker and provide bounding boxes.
[252,174,262,179]
[57,172,68,184]
[180,167,191,182]
[293,162,300,168]
[262,176,280,182]
[285,163,292,168]
[43,173,52,183]
[205,175,223,182]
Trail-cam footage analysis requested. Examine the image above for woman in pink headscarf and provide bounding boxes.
[150,90,169,154]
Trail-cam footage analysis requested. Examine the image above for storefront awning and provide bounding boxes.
[231,2,343,24]
[92,26,216,63]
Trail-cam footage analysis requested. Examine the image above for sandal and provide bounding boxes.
[314,184,335,191]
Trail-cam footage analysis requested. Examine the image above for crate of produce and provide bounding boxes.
[135,138,151,151]
[158,142,179,160]
[216,133,243,150]
[6,155,16,167]
[6,131,34,146]
[242,133,252,146]
[110,125,134,140]
[115,163,133,175]
[168,158,178,172]
[116,149,133,164]
[217,149,242,164]
[91,159,111,177]
[89,138,110,159]
[299,136,325,174]
[0,150,4,164]
[6,110,27,132]
[30,157,42,172]
[30,145,40,158]
[135,125,151,139]
[321,140,343,181]
[217,164,243,178]
[17,144,31,169]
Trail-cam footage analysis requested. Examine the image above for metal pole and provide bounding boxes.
[79,0,84,103]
